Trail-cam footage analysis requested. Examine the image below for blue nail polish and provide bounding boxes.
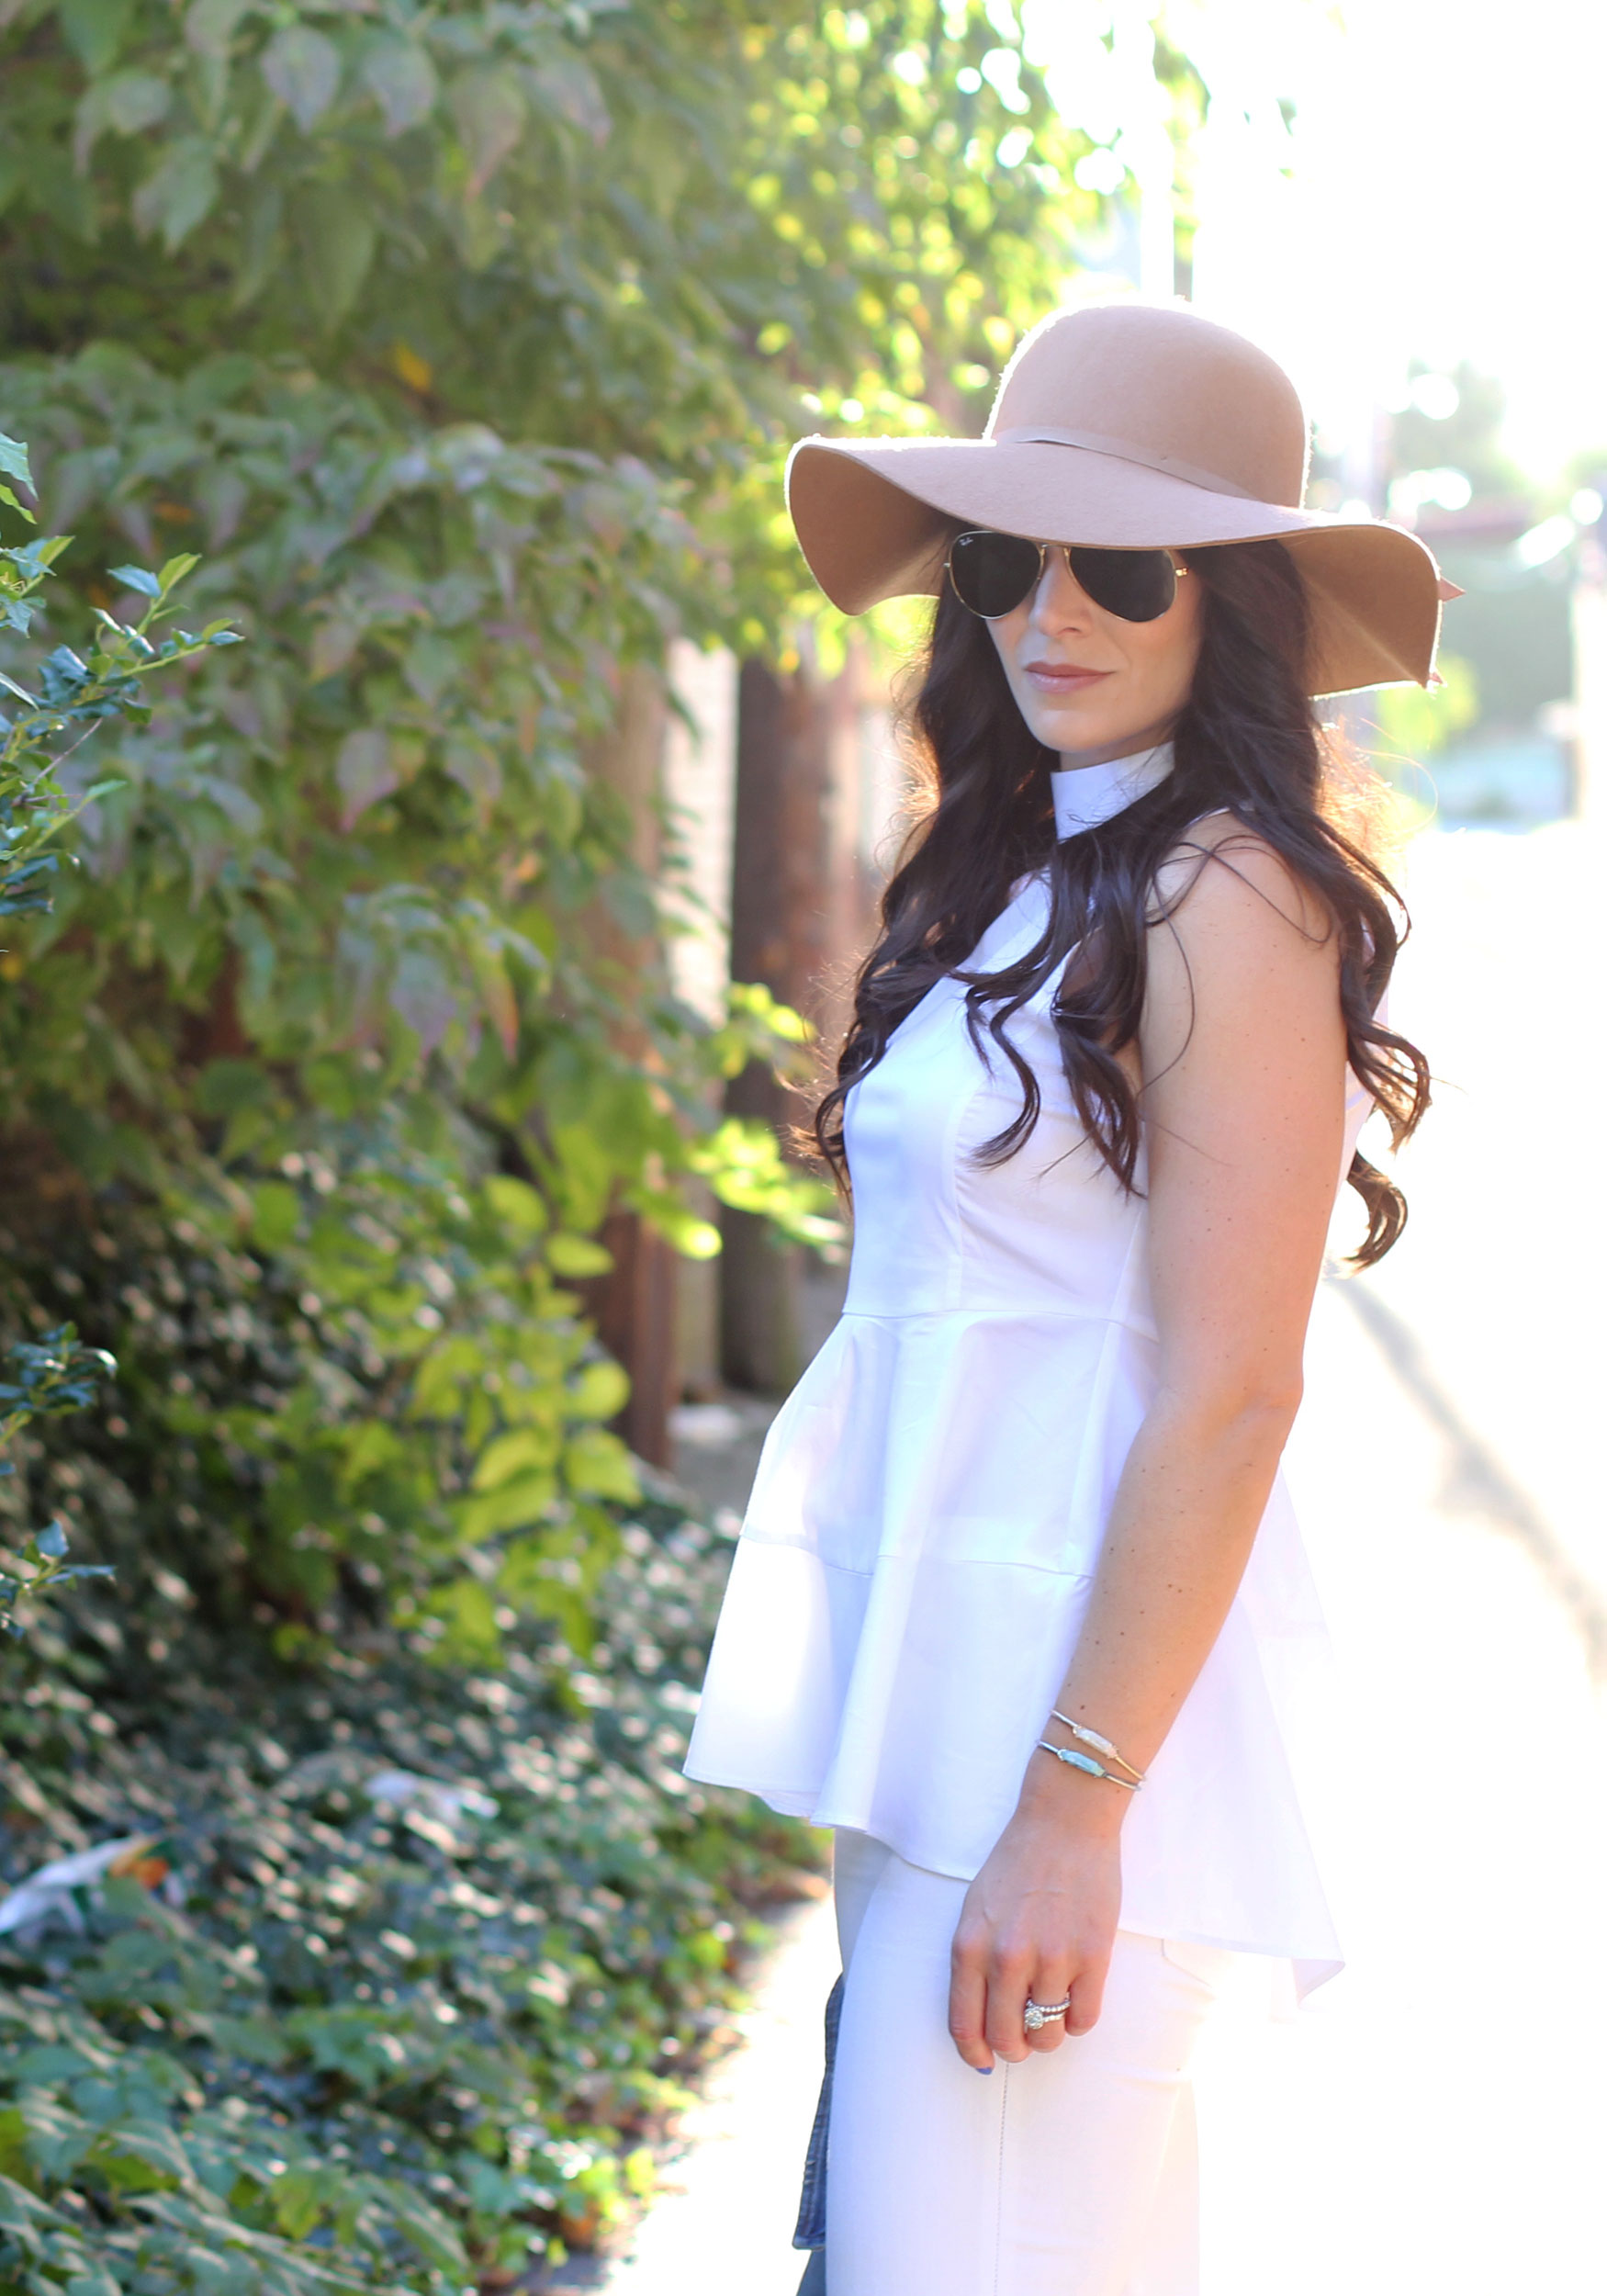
[975,2065,993,2075]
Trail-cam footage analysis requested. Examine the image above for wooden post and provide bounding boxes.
[576,665,680,1468]
[719,655,835,1393]
[661,642,739,1401]
[719,639,911,1396]
[584,1207,680,1466]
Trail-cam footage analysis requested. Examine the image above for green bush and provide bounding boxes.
[0,362,829,1663]
[0,3,1109,1660]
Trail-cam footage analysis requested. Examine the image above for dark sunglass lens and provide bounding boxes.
[949,530,1044,618]
[1067,547,1177,623]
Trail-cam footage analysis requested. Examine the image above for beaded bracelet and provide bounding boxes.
[1047,1710,1146,1786]
[1035,1739,1141,1790]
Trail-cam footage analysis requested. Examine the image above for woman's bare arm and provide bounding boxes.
[947,830,1347,2071]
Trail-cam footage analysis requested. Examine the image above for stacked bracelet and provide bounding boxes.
[1035,1740,1141,1790]
[1034,1710,1146,1790]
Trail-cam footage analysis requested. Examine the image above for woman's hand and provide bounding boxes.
[947,1766,1123,2070]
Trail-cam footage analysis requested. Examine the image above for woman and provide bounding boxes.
[684,302,1443,2296]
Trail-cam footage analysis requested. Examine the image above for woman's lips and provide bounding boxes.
[1023,663,1111,692]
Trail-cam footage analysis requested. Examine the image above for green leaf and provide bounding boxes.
[107,563,160,597]
[421,1573,500,1661]
[206,2013,291,2066]
[561,1426,638,1502]
[183,0,253,62]
[545,1232,612,1278]
[130,136,219,249]
[103,70,171,136]
[531,54,612,145]
[456,1469,556,1541]
[75,69,172,166]
[448,68,526,195]
[30,533,74,569]
[471,1427,556,1490]
[85,2117,191,2190]
[195,1057,272,1118]
[0,433,34,489]
[636,1189,722,1258]
[335,727,399,826]
[309,614,359,680]
[64,2268,122,2296]
[443,730,500,823]
[261,26,341,134]
[482,1176,547,1236]
[402,629,456,704]
[473,947,518,1057]
[28,147,97,239]
[566,1358,629,1421]
[36,1520,69,1559]
[360,37,439,136]
[250,1181,300,1251]
[390,945,458,1055]
[157,552,200,593]
[60,0,138,73]
[295,190,376,329]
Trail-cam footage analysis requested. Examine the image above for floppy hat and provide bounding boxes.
[785,302,1448,696]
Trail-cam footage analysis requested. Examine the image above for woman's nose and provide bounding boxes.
[1030,547,1095,630]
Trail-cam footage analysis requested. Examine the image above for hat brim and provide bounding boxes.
[786,434,1443,697]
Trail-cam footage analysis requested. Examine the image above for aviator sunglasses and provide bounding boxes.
[946,529,1184,624]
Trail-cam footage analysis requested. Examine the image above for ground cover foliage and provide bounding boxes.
[0,1488,812,2291]
[0,1,1187,2286]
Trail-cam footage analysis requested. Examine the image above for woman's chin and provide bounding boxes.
[1031,711,1139,760]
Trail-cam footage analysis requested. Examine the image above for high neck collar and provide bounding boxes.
[1050,741,1174,839]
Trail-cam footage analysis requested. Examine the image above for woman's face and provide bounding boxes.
[986,546,1204,764]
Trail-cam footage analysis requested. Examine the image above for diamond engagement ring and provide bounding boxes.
[1023,1996,1071,2032]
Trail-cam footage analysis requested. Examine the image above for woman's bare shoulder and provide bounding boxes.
[1150,809,1332,946]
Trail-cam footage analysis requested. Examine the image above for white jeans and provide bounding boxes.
[826,1830,1232,2296]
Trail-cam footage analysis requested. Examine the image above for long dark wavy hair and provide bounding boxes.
[814,538,1431,1267]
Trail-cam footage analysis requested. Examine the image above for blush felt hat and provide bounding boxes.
[785,302,1448,697]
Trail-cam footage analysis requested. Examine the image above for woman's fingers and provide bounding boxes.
[1064,1946,1111,2036]
[982,1945,1035,2062]
[948,1918,995,2071]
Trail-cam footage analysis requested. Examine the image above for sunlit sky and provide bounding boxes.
[1024,0,1607,486]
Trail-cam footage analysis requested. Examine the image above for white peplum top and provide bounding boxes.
[685,826,1365,1999]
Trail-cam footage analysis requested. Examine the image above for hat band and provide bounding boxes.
[992,425,1258,502]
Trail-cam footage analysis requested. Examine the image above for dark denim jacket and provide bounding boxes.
[792,1973,843,2258]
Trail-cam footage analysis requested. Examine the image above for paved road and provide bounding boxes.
[604,823,1607,2296]
[1360,821,1606,1611]
[1201,821,1607,2296]
[1208,1264,1607,2296]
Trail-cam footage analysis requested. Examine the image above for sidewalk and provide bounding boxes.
[1198,1270,1607,2296]
[590,1892,836,2295]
